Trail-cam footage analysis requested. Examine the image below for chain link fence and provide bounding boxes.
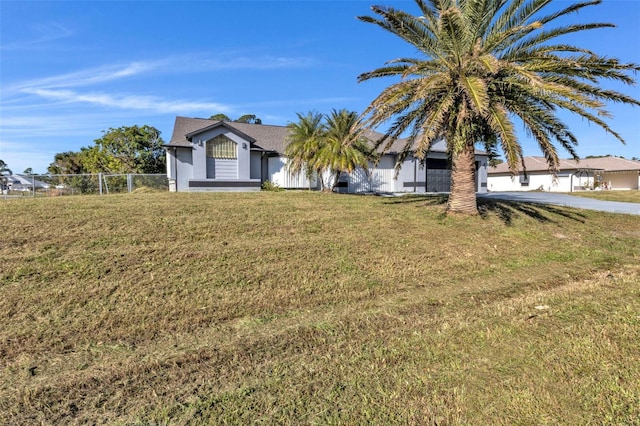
[1,173,168,198]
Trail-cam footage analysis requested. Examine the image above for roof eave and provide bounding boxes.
[185,121,257,144]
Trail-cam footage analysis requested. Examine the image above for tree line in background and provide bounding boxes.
[209,114,262,124]
[47,125,166,175]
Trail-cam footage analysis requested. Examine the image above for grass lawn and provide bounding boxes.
[569,190,640,204]
[1,192,639,424]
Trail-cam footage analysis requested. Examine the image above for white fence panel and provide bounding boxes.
[268,157,317,189]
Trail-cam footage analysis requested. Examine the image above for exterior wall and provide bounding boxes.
[486,169,640,192]
[171,127,256,192]
[476,157,488,193]
[176,148,193,191]
[338,155,397,193]
[370,155,397,192]
[488,172,575,192]
[603,171,639,190]
[250,151,262,180]
[166,148,177,192]
[187,180,261,192]
[344,168,370,193]
[344,155,397,193]
[189,127,252,180]
[343,153,488,194]
[268,156,318,189]
[191,139,207,180]
[166,147,193,192]
[395,156,423,193]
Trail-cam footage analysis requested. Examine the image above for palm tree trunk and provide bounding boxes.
[447,142,478,215]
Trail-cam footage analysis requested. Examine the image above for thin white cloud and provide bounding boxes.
[7,53,315,95]
[20,88,231,115]
[3,52,316,101]
[245,97,356,108]
[195,55,316,70]
[0,23,74,50]
[4,62,161,95]
[17,87,348,118]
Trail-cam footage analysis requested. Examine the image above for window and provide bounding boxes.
[206,135,237,159]
[519,173,530,186]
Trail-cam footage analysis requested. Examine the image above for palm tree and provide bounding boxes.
[358,0,640,215]
[0,159,12,176]
[314,109,371,190]
[285,110,372,191]
[285,111,325,188]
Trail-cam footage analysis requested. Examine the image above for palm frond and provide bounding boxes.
[359,0,639,211]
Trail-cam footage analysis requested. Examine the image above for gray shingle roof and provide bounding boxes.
[165,116,486,156]
[488,156,640,174]
[166,116,290,152]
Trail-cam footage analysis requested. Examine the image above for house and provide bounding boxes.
[487,156,640,192]
[4,174,50,192]
[164,116,489,193]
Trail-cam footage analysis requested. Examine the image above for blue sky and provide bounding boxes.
[1,0,638,174]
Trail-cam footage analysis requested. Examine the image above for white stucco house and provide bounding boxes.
[164,116,489,193]
[487,156,640,192]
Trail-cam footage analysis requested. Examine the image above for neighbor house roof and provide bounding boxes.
[572,156,640,172]
[7,174,50,188]
[166,116,487,156]
[488,156,640,174]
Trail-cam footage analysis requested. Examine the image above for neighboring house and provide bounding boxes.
[5,174,50,192]
[164,116,489,193]
[487,156,640,192]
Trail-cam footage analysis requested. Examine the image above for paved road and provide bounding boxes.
[478,192,640,216]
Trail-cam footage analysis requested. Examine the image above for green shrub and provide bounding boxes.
[261,180,283,192]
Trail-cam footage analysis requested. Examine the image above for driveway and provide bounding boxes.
[478,192,640,216]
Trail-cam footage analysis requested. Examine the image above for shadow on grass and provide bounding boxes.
[381,194,449,206]
[478,198,587,225]
[381,194,587,225]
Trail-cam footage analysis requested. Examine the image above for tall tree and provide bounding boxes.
[359,0,640,215]
[87,125,166,174]
[48,126,166,175]
[48,151,88,175]
[285,110,371,191]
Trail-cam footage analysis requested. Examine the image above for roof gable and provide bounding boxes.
[166,116,290,152]
[185,121,257,144]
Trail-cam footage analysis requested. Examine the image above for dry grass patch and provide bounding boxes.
[1,192,639,424]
